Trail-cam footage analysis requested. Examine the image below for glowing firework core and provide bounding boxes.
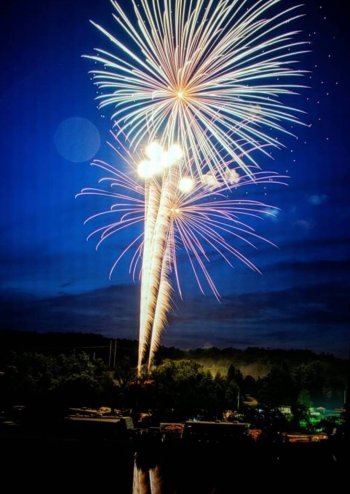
[176,89,186,99]
[137,142,183,179]
[145,142,163,161]
[179,177,194,193]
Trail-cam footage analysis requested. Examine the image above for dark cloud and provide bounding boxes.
[163,280,350,356]
[172,281,350,325]
[0,285,139,339]
[276,236,350,252]
[1,279,349,357]
[268,258,350,274]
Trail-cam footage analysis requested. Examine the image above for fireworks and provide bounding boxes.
[81,0,306,373]
[78,155,287,371]
[86,0,306,180]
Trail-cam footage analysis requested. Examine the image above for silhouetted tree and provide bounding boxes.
[258,366,297,407]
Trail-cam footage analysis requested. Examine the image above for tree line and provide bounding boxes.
[0,351,346,429]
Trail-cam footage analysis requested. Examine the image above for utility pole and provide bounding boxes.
[108,341,112,368]
[113,340,117,369]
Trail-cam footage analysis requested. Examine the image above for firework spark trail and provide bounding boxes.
[147,240,172,371]
[138,180,160,373]
[138,171,177,372]
[86,0,307,181]
[78,157,288,371]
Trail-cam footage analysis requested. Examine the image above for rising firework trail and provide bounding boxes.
[78,151,287,372]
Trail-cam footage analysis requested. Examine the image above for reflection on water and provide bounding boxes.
[133,455,163,494]
[130,438,344,494]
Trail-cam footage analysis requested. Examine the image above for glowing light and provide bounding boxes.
[138,144,183,179]
[225,169,240,185]
[178,176,194,193]
[145,141,163,160]
[137,160,154,178]
[177,90,185,99]
[202,172,218,189]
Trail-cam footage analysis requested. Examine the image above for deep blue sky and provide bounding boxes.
[1,0,349,356]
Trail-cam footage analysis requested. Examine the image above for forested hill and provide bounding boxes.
[0,330,346,380]
[157,345,347,379]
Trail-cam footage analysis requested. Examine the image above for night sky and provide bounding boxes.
[1,0,349,356]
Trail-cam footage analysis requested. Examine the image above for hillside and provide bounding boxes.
[0,330,346,380]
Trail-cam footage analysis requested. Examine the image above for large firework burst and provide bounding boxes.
[86,0,306,180]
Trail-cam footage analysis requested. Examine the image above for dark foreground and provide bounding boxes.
[0,422,348,493]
